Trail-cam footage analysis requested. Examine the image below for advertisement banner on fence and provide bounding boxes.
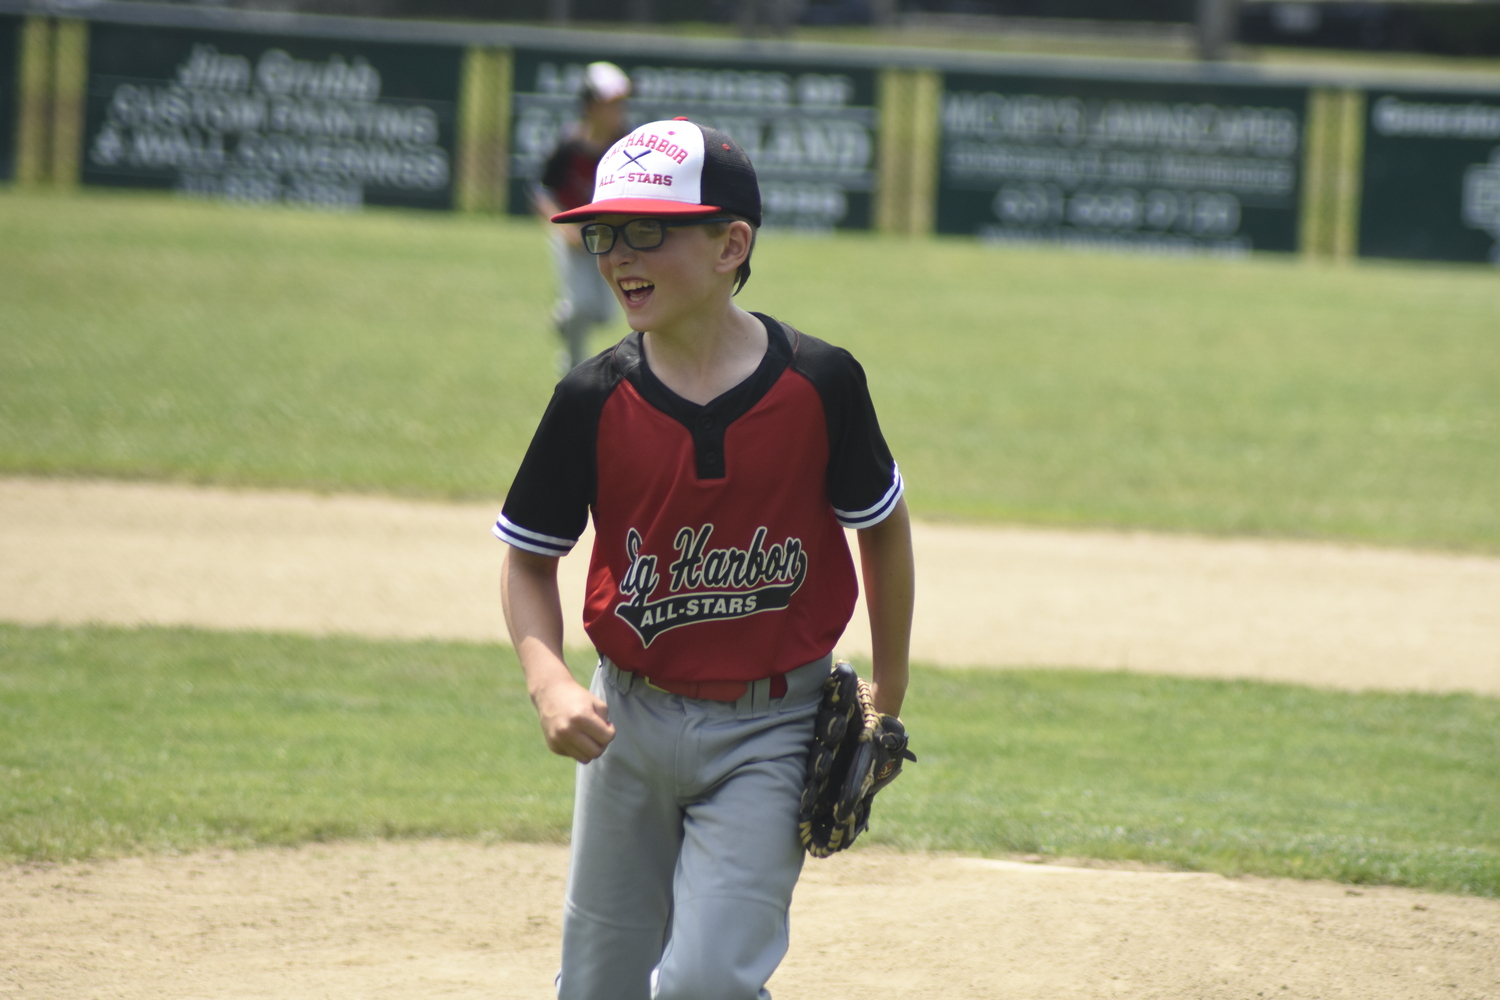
[509,50,878,231]
[1360,90,1500,264]
[81,22,461,210]
[0,15,17,183]
[937,73,1308,255]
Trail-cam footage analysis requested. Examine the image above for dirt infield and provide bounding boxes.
[4,477,1499,694]
[3,842,1497,999]
[4,477,1500,998]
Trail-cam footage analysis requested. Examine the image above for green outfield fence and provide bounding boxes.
[3,0,1498,262]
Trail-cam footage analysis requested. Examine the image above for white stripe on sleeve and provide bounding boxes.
[492,514,577,557]
[833,467,904,529]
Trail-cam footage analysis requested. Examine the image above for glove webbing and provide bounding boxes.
[798,662,914,859]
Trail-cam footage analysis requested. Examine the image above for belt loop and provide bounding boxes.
[786,654,832,703]
[605,657,633,695]
[736,677,770,720]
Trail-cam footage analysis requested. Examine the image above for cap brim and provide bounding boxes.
[551,198,725,223]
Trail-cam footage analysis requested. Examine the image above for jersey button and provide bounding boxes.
[698,416,714,429]
[705,451,719,464]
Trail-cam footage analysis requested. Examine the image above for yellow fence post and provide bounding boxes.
[14,16,53,186]
[1300,88,1367,262]
[1298,88,1332,259]
[906,68,940,238]
[457,47,496,212]
[490,47,512,213]
[49,19,88,189]
[1330,88,1366,262]
[877,68,940,237]
[456,47,513,214]
[876,68,911,235]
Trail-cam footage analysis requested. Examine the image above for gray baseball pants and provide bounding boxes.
[550,237,619,369]
[556,654,829,1000]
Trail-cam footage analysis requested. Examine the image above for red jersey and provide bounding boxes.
[495,315,903,682]
[541,136,610,212]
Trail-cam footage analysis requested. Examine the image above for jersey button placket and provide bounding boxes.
[697,415,723,478]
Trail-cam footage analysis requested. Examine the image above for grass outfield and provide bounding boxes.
[2,189,1497,551]
[3,624,1497,897]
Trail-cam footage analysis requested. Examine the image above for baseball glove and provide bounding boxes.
[798,660,916,858]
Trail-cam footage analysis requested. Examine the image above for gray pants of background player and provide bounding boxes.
[557,655,829,1000]
[551,236,619,370]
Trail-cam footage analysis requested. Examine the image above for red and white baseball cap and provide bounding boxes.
[550,118,762,226]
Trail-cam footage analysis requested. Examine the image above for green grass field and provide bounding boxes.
[3,189,1499,896]
[3,624,1496,896]
[2,189,1497,550]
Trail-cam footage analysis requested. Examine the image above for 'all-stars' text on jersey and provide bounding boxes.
[495,314,902,683]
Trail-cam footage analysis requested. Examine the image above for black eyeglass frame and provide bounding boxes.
[579,216,736,255]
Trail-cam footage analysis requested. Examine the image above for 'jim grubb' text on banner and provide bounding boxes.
[509,50,878,231]
[938,74,1308,255]
[81,23,460,210]
[0,15,18,183]
[1360,90,1500,264]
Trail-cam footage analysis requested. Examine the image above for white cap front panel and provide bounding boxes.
[592,120,706,208]
[585,62,630,103]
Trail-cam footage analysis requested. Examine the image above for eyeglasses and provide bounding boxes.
[580,217,733,255]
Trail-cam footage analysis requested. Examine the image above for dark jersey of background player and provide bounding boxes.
[542,138,605,213]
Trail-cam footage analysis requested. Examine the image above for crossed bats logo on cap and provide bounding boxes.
[620,147,653,170]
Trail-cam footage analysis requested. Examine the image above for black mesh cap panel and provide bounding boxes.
[696,123,762,228]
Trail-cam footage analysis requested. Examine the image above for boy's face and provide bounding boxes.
[592,214,745,333]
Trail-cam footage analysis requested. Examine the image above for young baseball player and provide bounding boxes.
[497,117,914,1000]
[533,61,632,371]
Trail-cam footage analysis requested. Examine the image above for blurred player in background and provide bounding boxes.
[533,61,632,371]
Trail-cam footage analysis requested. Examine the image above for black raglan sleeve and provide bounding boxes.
[493,356,616,557]
[788,328,904,529]
[539,141,571,197]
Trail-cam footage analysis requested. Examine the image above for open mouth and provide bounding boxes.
[619,278,654,306]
